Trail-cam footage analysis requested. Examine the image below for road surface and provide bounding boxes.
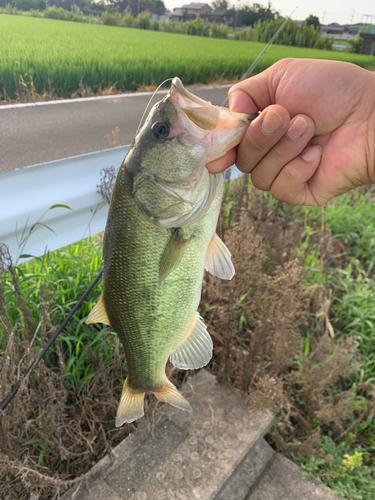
[0,86,230,173]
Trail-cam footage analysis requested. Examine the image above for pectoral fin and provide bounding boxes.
[170,312,213,370]
[205,233,235,280]
[159,228,192,284]
[86,293,111,326]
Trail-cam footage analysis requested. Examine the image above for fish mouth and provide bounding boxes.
[167,77,254,162]
[171,77,213,108]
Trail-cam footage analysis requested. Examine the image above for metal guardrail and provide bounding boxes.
[0,146,129,263]
[0,145,242,264]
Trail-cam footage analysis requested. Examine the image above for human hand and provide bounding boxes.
[208,58,375,206]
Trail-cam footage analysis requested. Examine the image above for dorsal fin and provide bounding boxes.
[205,233,235,280]
[170,312,213,370]
[86,293,111,326]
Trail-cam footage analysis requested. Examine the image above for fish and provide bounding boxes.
[86,78,250,427]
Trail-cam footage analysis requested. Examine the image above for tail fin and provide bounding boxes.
[115,378,145,427]
[151,378,192,413]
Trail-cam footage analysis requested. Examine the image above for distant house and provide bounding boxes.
[117,3,165,19]
[172,3,241,26]
[320,23,360,40]
[171,8,185,23]
[209,9,242,28]
[181,3,212,17]
[117,3,139,15]
[347,23,362,36]
[142,8,159,21]
[159,12,172,23]
[171,3,212,22]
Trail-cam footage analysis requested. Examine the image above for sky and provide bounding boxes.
[163,0,375,25]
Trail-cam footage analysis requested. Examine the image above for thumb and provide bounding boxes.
[228,70,275,114]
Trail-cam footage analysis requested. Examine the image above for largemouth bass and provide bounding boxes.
[86,79,250,427]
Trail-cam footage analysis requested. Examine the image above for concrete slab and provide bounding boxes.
[60,370,273,500]
[215,439,275,500]
[247,453,342,500]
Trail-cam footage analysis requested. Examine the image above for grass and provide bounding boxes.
[1,236,117,389]
[294,436,375,500]
[291,188,375,385]
[267,188,375,499]
[1,182,375,498]
[0,14,374,100]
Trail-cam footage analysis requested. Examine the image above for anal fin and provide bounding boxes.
[170,312,213,370]
[152,378,192,412]
[205,233,235,280]
[86,293,111,326]
[116,378,145,427]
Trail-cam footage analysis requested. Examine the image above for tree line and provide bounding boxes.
[235,16,334,50]
[0,0,167,13]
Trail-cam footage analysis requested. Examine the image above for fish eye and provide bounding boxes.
[151,121,170,139]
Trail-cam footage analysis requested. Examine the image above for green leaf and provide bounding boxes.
[19,254,43,262]
[15,266,25,277]
[38,447,46,466]
[49,204,72,210]
[34,222,57,235]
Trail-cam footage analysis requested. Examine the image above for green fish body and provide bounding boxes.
[87,79,250,426]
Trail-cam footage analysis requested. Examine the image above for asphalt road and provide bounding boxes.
[0,86,230,173]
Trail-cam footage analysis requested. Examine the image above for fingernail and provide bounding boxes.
[301,145,322,162]
[261,110,283,135]
[287,116,308,139]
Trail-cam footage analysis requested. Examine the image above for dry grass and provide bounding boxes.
[0,244,126,499]
[0,240,191,498]
[1,178,373,498]
[200,178,371,458]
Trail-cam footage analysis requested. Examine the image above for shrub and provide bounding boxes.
[184,16,209,37]
[101,11,120,26]
[346,35,362,53]
[151,18,160,31]
[134,12,151,30]
[119,11,134,27]
[44,6,82,21]
[211,21,228,39]
[314,36,335,50]
[235,17,331,49]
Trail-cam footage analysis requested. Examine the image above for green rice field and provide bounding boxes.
[0,14,374,100]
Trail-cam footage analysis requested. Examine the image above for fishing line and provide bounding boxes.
[135,78,173,135]
[1,12,297,412]
[0,270,103,412]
